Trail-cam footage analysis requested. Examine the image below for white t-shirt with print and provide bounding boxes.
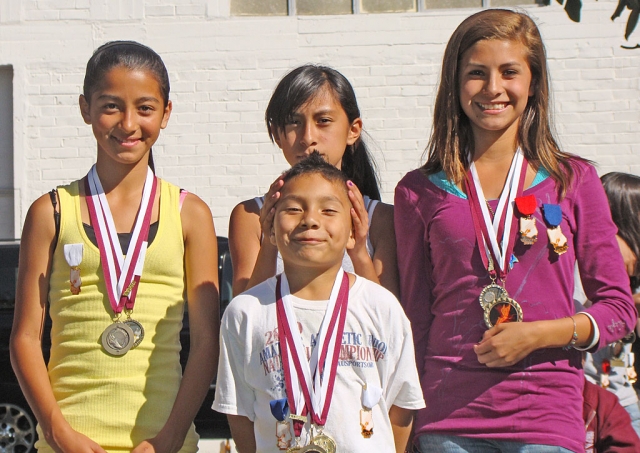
[213,274,425,453]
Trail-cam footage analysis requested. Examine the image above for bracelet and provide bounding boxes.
[564,316,578,350]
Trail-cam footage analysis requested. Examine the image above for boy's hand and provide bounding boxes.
[259,177,284,241]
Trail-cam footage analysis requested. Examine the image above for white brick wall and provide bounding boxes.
[0,0,638,237]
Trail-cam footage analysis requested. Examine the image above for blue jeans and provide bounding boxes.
[417,434,574,453]
[624,401,640,439]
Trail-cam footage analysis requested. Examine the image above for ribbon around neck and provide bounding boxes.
[276,269,350,434]
[465,150,528,280]
[85,165,157,315]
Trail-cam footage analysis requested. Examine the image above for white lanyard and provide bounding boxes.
[87,165,154,309]
[469,149,524,273]
[280,268,345,419]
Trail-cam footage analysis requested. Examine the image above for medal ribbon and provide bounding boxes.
[465,150,528,281]
[85,165,157,314]
[276,270,349,432]
[542,204,562,227]
[515,194,537,217]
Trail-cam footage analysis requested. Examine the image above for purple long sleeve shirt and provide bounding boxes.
[394,160,636,453]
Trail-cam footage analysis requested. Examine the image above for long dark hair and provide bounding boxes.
[423,9,583,198]
[265,64,381,200]
[83,40,170,172]
[601,172,640,285]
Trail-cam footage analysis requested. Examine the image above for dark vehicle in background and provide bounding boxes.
[0,237,233,453]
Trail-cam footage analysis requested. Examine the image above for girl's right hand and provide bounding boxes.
[48,422,107,453]
[259,177,284,240]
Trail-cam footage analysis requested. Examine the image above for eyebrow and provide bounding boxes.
[465,61,523,68]
[281,193,346,204]
[291,108,337,117]
[96,94,161,103]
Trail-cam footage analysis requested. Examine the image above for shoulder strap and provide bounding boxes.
[49,189,60,251]
[179,189,188,212]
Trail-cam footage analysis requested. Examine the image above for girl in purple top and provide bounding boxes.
[394,9,636,453]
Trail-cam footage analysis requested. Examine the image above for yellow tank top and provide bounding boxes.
[36,179,198,452]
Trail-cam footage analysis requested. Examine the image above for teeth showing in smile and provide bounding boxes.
[114,137,140,147]
[478,103,507,110]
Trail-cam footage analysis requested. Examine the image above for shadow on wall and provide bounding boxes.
[556,0,640,48]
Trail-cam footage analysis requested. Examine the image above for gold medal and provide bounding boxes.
[547,227,568,255]
[101,322,134,356]
[484,295,523,328]
[479,283,508,309]
[519,216,538,245]
[360,409,374,438]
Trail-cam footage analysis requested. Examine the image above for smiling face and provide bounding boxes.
[79,66,172,167]
[458,39,534,145]
[272,85,362,169]
[270,172,355,273]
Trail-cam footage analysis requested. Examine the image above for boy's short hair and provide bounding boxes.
[281,151,350,193]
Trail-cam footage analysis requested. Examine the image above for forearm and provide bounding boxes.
[227,415,256,453]
[10,334,71,442]
[534,313,594,350]
[348,247,381,284]
[156,338,217,452]
[246,241,279,291]
[389,405,414,453]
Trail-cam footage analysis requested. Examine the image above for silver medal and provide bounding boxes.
[101,322,134,356]
[124,318,145,348]
[479,283,508,309]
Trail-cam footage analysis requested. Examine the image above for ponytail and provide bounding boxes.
[340,140,380,201]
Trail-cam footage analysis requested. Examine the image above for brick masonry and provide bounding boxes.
[0,0,638,236]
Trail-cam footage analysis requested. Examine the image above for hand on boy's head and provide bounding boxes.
[259,177,284,240]
[616,234,638,277]
[346,180,369,253]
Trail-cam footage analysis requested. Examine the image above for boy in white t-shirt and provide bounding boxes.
[213,152,425,453]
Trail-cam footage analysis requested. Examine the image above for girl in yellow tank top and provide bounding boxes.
[11,41,219,453]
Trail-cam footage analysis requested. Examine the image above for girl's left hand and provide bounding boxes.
[131,436,176,453]
[346,180,370,258]
[131,440,160,453]
[474,322,541,367]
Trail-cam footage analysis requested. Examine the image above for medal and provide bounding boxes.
[276,421,293,450]
[124,318,145,348]
[542,204,568,255]
[515,194,538,245]
[360,409,373,438]
[85,165,157,355]
[277,271,349,453]
[101,321,134,356]
[466,150,527,326]
[479,282,509,309]
[299,427,336,453]
[271,398,292,450]
[484,295,523,328]
[360,383,381,438]
[64,243,84,295]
